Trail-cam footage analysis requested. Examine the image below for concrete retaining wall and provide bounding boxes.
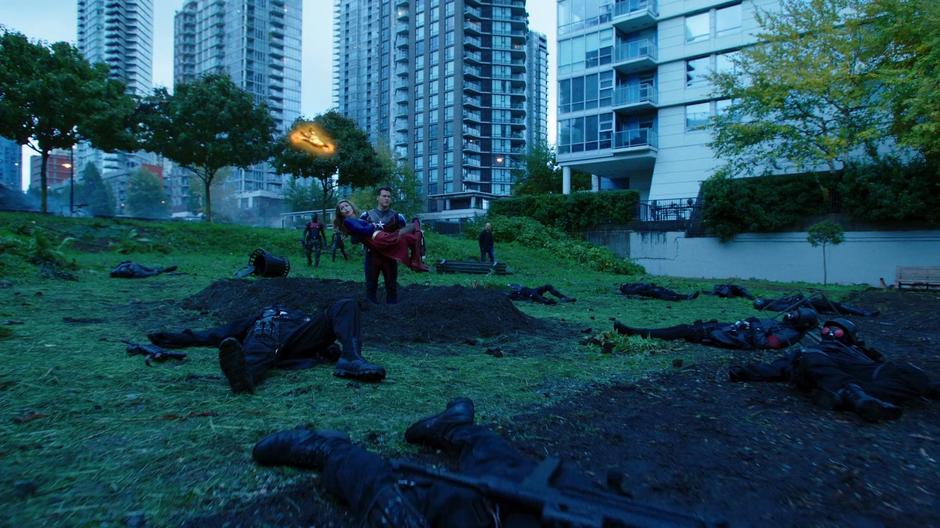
[584,229,940,286]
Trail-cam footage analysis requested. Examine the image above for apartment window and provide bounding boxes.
[716,4,742,37]
[686,56,710,87]
[685,102,711,130]
[685,12,709,43]
[715,98,733,116]
[715,51,740,75]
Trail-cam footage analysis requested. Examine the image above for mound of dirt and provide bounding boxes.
[181,278,543,346]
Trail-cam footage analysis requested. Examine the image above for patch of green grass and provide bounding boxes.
[0,211,865,526]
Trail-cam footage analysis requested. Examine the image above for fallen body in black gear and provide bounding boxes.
[614,308,819,350]
[110,261,177,278]
[253,398,717,527]
[708,284,755,300]
[146,298,385,393]
[507,284,576,305]
[753,294,879,317]
[619,282,699,301]
[729,318,940,422]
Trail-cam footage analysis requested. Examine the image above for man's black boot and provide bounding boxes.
[926,382,940,401]
[334,338,386,382]
[404,397,475,449]
[218,338,254,394]
[840,384,903,422]
[252,428,350,470]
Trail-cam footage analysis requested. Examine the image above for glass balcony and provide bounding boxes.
[613,127,658,150]
[613,39,658,74]
[613,0,658,33]
[612,84,658,111]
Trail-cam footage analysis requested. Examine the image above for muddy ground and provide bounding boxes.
[185,286,940,528]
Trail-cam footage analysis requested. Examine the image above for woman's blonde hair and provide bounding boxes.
[333,199,358,233]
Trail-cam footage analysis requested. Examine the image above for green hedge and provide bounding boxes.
[702,160,940,240]
[465,214,645,275]
[489,190,640,233]
[701,172,838,241]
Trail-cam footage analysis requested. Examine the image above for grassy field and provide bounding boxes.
[0,211,861,526]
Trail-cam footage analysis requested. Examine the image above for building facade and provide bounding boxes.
[29,150,72,191]
[0,137,21,191]
[174,0,303,218]
[332,0,393,145]
[76,0,154,179]
[555,0,772,203]
[525,31,549,149]
[334,0,541,220]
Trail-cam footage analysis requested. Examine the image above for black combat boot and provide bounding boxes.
[218,338,254,394]
[334,338,386,382]
[840,384,903,423]
[252,428,350,470]
[404,397,475,449]
[927,382,940,401]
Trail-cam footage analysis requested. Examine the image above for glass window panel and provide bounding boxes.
[685,12,710,43]
[686,56,710,87]
[716,4,742,37]
[715,51,739,75]
[685,102,711,130]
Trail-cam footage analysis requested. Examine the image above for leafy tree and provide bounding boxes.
[271,112,386,220]
[807,220,845,285]
[283,176,325,212]
[0,30,137,213]
[711,0,889,179]
[125,169,169,218]
[76,162,115,216]
[868,0,940,163]
[139,73,276,222]
[512,142,591,195]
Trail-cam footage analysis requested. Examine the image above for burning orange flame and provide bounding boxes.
[289,123,336,156]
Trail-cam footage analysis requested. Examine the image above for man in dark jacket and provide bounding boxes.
[729,318,940,422]
[614,308,819,350]
[507,284,576,305]
[110,261,177,278]
[753,294,879,317]
[147,298,385,393]
[252,398,713,527]
[619,282,699,301]
[709,284,755,300]
[478,222,495,264]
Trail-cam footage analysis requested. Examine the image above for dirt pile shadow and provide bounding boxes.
[181,278,548,347]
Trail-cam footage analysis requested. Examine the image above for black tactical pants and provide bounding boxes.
[365,250,399,304]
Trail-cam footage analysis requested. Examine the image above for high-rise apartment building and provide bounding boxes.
[76,0,154,178]
[0,137,21,191]
[555,0,772,203]
[334,0,539,220]
[174,0,302,216]
[333,0,393,144]
[525,31,549,149]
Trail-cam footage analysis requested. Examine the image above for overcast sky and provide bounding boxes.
[0,0,557,190]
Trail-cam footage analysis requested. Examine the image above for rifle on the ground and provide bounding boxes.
[391,457,725,528]
[123,340,187,366]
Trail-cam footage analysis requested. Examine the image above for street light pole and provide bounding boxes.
[69,148,74,215]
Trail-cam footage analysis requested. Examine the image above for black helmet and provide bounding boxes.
[822,318,858,345]
[785,307,818,329]
[753,298,767,310]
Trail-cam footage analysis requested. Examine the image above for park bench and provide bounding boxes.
[435,259,511,275]
[895,266,940,290]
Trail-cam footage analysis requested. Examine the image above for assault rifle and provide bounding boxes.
[390,457,725,528]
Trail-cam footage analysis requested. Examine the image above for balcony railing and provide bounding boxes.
[615,0,658,17]
[615,39,657,62]
[613,84,658,106]
[613,127,658,149]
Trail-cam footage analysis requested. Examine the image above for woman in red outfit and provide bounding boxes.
[333,199,429,272]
